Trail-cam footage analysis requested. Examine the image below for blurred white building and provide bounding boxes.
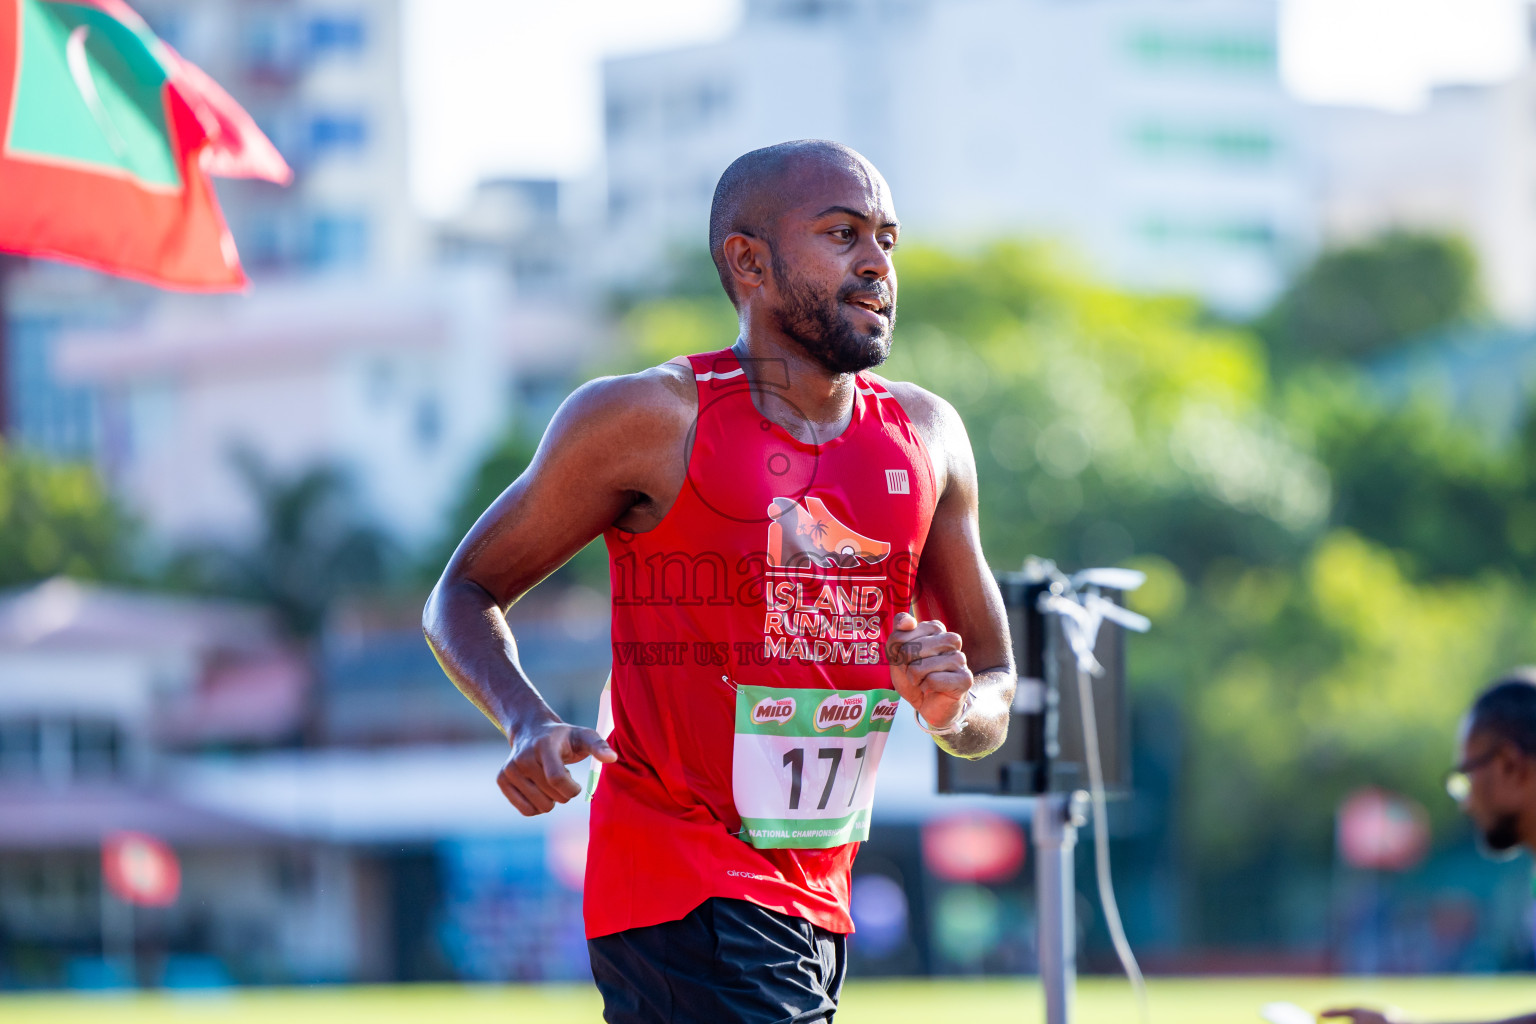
[1308,60,1536,324]
[56,271,598,550]
[134,0,422,277]
[601,0,1310,314]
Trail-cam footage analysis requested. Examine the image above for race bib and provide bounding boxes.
[732,685,900,849]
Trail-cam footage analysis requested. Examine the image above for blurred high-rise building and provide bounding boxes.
[600,0,1309,314]
[134,0,421,277]
[1308,57,1536,324]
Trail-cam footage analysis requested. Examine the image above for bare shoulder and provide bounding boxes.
[551,359,696,446]
[867,375,960,435]
[863,373,970,496]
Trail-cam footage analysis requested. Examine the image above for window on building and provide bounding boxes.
[71,719,122,778]
[608,187,634,223]
[308,214,370,268]
[0,716,125,780]
[1127,29,1276,73]
[1138,216,1275,250]
[308,114,369,155]
[367,358,397,408]
[698,82,730,122]
[0,717,41,779]
[241,11,303,81]
[1131,122,1277,163]
[776,0,838,22]
[606,96,633,140]
[9,315,99,460]
[415,396,442,449]
[307,14,366,56]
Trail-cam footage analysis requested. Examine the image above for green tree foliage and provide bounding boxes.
[173,448,391,638]
[1288,372,1523,581]
[1259,230,1481,362]
[0,440,128,588]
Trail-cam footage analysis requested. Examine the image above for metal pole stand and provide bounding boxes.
[1034,791,1088,1024]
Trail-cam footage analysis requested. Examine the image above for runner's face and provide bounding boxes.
[765,161,899,374]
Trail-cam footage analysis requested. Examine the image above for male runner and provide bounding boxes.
[1323,675,1536,1024]
[424,139,1015,1023]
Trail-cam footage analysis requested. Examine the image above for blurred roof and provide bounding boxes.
[0,783,282,850]
[172,743,563,842]
[55,279,445,381]
[0,577,278,657]
[157,650,312,746]
[55,273,601,383]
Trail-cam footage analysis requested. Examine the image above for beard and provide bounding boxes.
[1477,812,1524,860]
[770,250,894,375]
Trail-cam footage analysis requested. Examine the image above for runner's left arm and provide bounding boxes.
[887,390,1015,759]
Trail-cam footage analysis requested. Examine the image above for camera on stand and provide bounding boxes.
[937,558,1133,800]
[935,557,1147,1024]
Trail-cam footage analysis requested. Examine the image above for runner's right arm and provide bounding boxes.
[423,366,693,816]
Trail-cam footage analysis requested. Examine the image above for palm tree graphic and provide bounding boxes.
[806,518,829,544]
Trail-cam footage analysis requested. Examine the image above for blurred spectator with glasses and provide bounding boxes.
[1323,674,1536,1024]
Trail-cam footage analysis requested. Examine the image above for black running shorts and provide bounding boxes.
[588,897,848,1024]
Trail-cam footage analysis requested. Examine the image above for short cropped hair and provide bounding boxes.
[1469,672,1536,753]
[708,139,862,305]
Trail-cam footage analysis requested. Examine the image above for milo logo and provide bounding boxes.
[815,693,868,732]
[752,697,796,725]
[871,698,899,723]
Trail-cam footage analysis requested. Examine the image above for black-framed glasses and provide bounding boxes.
[1444,748,1501,803]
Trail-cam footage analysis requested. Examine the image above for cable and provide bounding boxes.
[1075,660,1150,1024]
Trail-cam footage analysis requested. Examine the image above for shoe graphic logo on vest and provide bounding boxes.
[766,497,892,568]
[871,697,900,723]
[751,696,797,725]
[814,693,868,732]
[885,469,910,494]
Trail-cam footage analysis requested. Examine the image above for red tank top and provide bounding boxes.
[584,347,939,939]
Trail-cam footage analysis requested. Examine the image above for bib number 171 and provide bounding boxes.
[782,745,868,811]
[732,686,900,850]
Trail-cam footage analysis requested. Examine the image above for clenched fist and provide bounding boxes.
[497,720,617,816]
[887,611,973,731]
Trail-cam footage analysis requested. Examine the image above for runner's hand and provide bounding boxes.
[497,721,617,816]
[1320,1009,1400,1024]
[887,611,973,731]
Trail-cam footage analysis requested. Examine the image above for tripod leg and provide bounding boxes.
[1034,793,1077,1024]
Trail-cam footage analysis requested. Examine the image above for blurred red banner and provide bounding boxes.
[1337,786,1430,872]
[102,830,181,906]
[922,811,1026,883]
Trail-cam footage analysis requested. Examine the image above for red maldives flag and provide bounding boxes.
[0,0,290,290]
